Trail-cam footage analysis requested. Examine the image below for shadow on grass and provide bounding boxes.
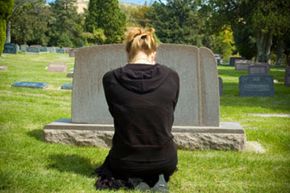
[48,154,101,177]
[27,129,45,142]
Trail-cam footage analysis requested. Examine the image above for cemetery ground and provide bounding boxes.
[0,53,290,193]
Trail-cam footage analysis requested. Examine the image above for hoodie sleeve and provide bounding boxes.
[102,71,114,116]
[172,70,180,111]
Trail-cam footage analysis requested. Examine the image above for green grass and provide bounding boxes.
[0,53,290,193]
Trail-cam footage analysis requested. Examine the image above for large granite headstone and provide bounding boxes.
[248,64,269,75]
[44,44,245,151]
[239,75,274,96]
[3,43,19,54]
[285,67,290,87]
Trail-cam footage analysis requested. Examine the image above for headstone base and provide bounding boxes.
[44,119,245,151]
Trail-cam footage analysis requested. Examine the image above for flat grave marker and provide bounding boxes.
[12,81,48,89]
[61,83,73,90]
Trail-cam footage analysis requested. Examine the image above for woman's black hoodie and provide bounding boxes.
[102,63,179,172]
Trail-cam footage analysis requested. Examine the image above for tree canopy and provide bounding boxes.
[85,0,126,44]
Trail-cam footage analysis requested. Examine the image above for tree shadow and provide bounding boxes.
[48,154,101,177]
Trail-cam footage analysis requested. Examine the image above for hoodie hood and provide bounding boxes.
[113,63,170,94]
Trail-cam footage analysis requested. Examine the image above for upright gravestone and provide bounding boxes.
[20,44,28,52]
[48,63,67,72]
[285,66,290,87]
[44,44,245,150]
[248,64,269,75]
[3,43,19,54]
[47,47,56,53]
[40,47,48,52]
[235,59,251,71]
[56,48,65,53]
[27,46,40,53]
[229,56,243,66]
[69,49,75,57]
[239,75,274,96]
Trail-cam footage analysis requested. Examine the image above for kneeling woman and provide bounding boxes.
[96,27,180,192]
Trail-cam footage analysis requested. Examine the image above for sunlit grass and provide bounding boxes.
[0,54,289,193]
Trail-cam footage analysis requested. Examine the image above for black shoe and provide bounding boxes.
[151,174,169,193]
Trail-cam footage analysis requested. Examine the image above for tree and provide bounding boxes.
[10,0,51,45]
[0,0,14,55]
[121,3,150,27]
[49,0,84,47]
[208,0,290,63]
[85,0,126,44]
[146,0,203,45]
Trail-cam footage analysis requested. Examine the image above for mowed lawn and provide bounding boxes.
[0,53,290,193]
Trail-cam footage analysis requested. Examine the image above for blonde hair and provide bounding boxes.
[125,27,157,62]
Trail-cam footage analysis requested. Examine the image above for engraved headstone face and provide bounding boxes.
[239,75,274,96]
[72,44,219,126]
[3,43,19,54]
[248,64,269,75]
[48,63,67,72]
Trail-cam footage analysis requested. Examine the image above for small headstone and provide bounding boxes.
[56,48,65,53]
[27,47,40,53]
[3,43,19,54]
[39,47,48,52]
[0,66,8,71]
[12,81,48,89]
[69,49,76,57]
[214,54,222,65]
[218,77,223,96]
[229,56,243,66]
[239,75,274,96]
[48,63,67,72]
[235,59,251,71]
[20,44,28,52]
[66,71,74,78]
[285,67,290,87]
[248,64,269,75]
[61,83,72,90]
[47,47,56,53]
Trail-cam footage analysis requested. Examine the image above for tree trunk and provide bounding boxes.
[275,39,284,66]
[256,31,272,63]
[5,20,11,44]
